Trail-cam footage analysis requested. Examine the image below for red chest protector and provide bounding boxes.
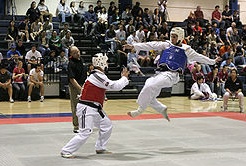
[80,81,106,106]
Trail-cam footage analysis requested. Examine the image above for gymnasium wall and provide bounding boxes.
[13,0,245,24]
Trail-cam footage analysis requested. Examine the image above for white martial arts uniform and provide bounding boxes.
[131,41,217,116]
[190,82,213,100]
[62,69,129,154]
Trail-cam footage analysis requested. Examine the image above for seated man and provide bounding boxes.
[27,64,44,102]
[0,63,14,103]
[222,68,244,113]
[190,74,216,100]
[25,44,43,73]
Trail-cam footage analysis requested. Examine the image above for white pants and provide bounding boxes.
[223,92,244,109]
[62,103,113,154]
[137,71,179,113]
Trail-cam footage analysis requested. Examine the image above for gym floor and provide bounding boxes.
[0,97,246,166]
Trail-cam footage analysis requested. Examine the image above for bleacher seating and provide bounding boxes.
[1,14,246,100]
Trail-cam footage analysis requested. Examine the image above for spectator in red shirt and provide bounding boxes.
[12,61,27,100]
[193,21,203,36]
[211,5,225,29]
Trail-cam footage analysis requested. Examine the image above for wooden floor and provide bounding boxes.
[0,96,244,116]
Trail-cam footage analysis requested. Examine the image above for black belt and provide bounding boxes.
[79,100,105,118]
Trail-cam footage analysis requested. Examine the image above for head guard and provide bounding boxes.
[92,53,108,70]
[170,27,185,43]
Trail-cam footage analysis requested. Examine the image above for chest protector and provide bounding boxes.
[80,81,106,106]
[158,45,187,72]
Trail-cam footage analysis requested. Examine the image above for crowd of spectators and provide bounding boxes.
[1,0,246,102]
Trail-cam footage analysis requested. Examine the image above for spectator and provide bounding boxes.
[152,8,161,27]
[232,10,242,29]
[30,18,43,41]
[211,5,225,29]
[94,0,103,14]
[12,61,26,100]
[226,22,240,45]
[220,56,236,71]
[56,0,71,24]
[111,7,121,26]
[97,6,108,26]
[142,8,152,28]
[217,29,229,46]
[158,0,168,22]
[206,65,219,96]
[18,16,31,42]
[105,24,117,52]
[127,47,144,76]
[116,24,126,41]
[83,5,97,36]
[91,18,106,46]
[38,30,50,57]
[108,1,116,16]
[136,24,145,42]
[25,44,43,73]
[26,1,40,24]
[121,6,133,21]
[5,20,18,42]
[37,0,53,23]
[61,31,75,57]
[77,1,86,25]
[194,5,207,27]
[191,63,204,82]
[43,50,60,73]
[190,74,215,100]
[131,2,143,19]
[158,22,169,40]
[218,65,229,96]
[49,31,62,56]
[0,63,14,103]
[42,17,53,39]
[147,25,158,40]
[222,5,232,29]
[125,18,135,37]
[193,21,203,36]
[16,40,26,58]
[187,11,196,25]
[127,31,139,45]
[233,43,245,66]
[69,1,77,25]
[57,50,68,71]
[222,68,244,113]
[7,43,22,60]
[209,41,219,59]
[27,64,44,102]
[59,22,71,39]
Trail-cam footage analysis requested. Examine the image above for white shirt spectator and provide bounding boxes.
[26,49,42,61]
[136,30,145,42]
[28,68,44,82]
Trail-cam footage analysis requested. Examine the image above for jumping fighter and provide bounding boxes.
[127,27,221,121]
[61,53,129,158]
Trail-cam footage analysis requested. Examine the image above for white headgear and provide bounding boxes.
[92,53,108,70]
[170,27,185,43]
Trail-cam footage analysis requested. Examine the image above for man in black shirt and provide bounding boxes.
[223,68,244,113]
[0,63,14,103]
[68,46,87,133]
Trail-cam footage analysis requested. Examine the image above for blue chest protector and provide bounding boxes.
[158,45,187,72]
